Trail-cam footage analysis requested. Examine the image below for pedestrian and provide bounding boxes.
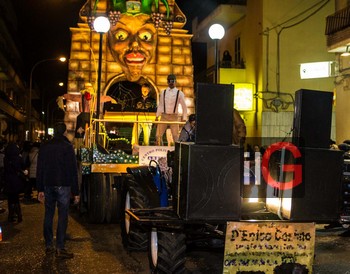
[178,114,196,142]
[21,141,32,202]
[0,141,6,195]
[25,142,40,201]
[155,74,187,145]
[3,142,27,223]
[36,122,80,259]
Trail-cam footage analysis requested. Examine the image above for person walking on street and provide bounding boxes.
[155,74,187,145]
[21,141,32,202]
[26,142,40,201]
[36,122,80,259]
[3,143,27,223]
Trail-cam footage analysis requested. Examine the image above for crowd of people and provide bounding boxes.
[0,122,79,259]
[0,139,41,223]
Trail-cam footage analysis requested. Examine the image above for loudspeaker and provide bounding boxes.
[195,83,234,145]
[292,89,333,148]
[266,148,343,222]
[173,143,242,221]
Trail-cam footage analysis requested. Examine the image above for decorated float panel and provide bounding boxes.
[64,0,194,151]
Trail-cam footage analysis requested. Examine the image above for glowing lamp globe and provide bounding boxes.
[93,16,111,33]
[208,24,225,40]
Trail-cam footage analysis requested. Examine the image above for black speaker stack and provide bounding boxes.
[292,89,333,148]
[195,83,233,145]
[173,83,242,221]
[272,89,343,222]
[279,148,343,222]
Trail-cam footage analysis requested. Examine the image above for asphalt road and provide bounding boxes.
[0,195,222,274]
[0,195,350,273]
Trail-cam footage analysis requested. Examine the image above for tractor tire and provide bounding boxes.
[87,173,107,223]
[79,174,89,216]
[120,175,149,251]
[105,174,122,223]
[149,229,186,274]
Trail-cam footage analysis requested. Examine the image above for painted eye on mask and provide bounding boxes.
[138,31,152,41]
[114,30,128,41]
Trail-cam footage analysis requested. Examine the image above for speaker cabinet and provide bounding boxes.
[195,83,234,145]
[266,148,343,222]
[173,143,242,221]
[292,89,333,148]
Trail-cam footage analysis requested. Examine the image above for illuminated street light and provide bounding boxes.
[208,24,225,84]
[93,16,110,143]
[28,57,66,141]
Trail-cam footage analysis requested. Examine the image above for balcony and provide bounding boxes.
[325,6,350,52]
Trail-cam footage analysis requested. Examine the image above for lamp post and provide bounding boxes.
[208,24,225,84]
[93,16,110,143]
[28,57,66,140]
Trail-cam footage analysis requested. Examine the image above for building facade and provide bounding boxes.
[193,0,337,145]
[326,0,350,143]
[0,0,27,142]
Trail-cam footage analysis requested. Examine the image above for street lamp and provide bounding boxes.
[208,24,225,84]
[28,57,66,140]
[93,16,110,143]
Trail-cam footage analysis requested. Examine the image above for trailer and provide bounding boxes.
[117,84,344,272]
[120,140,345,273]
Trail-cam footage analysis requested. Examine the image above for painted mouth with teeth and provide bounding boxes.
[125,52,146,64]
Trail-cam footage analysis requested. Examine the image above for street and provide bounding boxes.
[0,196,350,273]
[0,195,222,274]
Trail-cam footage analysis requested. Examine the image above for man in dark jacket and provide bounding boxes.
[4,143,27,223]
[36,122,79,259]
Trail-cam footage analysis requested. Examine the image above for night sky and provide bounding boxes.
[12,0,84,108]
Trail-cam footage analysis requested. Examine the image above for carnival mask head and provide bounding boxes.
[108,14,157,81]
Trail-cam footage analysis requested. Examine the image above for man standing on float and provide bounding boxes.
[155,74,187,145]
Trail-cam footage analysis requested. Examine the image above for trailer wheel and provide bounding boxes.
[105,174,122,223]
[120,175,149,251]
[87,173,107,223]
[149,229,186,274]
[79,174,89,216]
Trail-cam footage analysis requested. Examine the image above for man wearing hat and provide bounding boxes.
[155,74,187,145]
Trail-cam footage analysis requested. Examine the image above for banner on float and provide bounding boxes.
[223,222,315,273]
[138,146,175,166]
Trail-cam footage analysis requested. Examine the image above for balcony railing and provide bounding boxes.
[325,6,350,35]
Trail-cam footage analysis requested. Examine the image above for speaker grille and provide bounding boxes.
[174,143,242,220]
[195,83,234,145]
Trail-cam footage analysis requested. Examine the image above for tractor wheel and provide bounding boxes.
[120,175,149,251]
[149,229,186,274]
[87,173,107,223]
[105,174,122,223]
[79,174,89,216]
